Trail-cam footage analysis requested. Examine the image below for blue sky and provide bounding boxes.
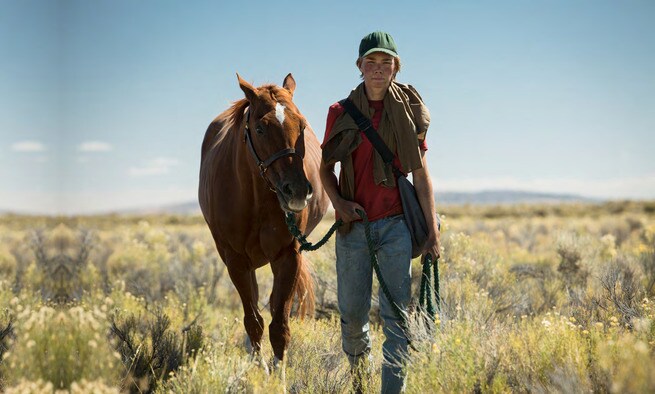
[1,0,654,214]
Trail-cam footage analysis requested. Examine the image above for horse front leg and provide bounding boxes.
[268,247,302,382]
[224,257,266,367]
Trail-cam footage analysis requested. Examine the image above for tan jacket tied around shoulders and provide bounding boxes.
[322,81,431,205]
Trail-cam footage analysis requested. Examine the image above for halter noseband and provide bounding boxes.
[243,108,303,190]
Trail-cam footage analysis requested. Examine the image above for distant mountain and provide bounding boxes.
[130,190,593,215]
[436,190,594,205]
[163,201,202,214]
[119,201,202,215]
[0,191,600,216]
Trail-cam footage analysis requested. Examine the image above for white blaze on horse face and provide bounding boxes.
[275,103,286,125]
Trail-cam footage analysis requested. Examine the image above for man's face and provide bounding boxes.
[359,52,396,91]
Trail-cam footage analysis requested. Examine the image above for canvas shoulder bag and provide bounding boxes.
[339,98,430,258]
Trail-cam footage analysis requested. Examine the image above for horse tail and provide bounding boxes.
[294,254,315,319]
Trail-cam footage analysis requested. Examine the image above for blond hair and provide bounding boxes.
[356,56,402,80]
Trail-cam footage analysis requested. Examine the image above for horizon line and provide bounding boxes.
[3,189,653,217]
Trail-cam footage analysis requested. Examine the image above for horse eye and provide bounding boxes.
[256,125,264,135]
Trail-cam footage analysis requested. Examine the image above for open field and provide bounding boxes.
[1,201,654,393]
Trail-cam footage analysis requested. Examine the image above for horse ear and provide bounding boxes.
[237,73,258,102]
[283,73,296,96]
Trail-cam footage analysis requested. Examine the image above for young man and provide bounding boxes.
[320,31,440,393]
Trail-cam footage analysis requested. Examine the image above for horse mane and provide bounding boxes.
[262,84,292,105]
[224,98,250,130]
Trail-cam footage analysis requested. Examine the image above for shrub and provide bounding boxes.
[110,309,204,393]
[2,302,121,390]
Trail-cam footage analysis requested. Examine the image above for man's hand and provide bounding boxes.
[422,227,441,261]
[319,161,366,223]
[334,198,366,223]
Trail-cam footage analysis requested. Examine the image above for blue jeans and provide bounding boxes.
[336,214,412,394]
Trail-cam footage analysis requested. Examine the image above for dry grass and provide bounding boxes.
[0,201,654,392]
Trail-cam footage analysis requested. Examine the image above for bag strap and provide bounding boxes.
[339,99,440,232]
[339,98,404,178]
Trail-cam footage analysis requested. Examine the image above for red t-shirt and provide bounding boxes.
[322,100,428,222]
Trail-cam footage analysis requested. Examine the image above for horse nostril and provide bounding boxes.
[282,183,293,197]
[306,181,313,195]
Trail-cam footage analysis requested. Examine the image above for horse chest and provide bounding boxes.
[212,202,292,258]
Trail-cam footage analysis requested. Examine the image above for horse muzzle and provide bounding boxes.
[277,180,313,213]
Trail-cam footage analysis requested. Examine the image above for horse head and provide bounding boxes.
[237,73,313,213]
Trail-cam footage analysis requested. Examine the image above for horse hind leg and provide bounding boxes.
[293,254,315,318]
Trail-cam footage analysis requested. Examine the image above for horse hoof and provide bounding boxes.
[250,352,270,375]
[272,356,287,392]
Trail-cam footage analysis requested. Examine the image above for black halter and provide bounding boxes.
[243,108,303,190]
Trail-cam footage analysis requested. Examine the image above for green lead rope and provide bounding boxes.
[355,209,409,332]
[419,253,440,322]
[285,211,440,329]
[284,213,343,252]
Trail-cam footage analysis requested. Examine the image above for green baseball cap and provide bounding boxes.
[359,31,398,58]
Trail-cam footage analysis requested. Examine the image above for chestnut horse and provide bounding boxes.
[199,74,328,365]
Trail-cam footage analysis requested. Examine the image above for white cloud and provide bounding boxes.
[128,157,180,177]
[78,141,113,152]
[11,141,46,152]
